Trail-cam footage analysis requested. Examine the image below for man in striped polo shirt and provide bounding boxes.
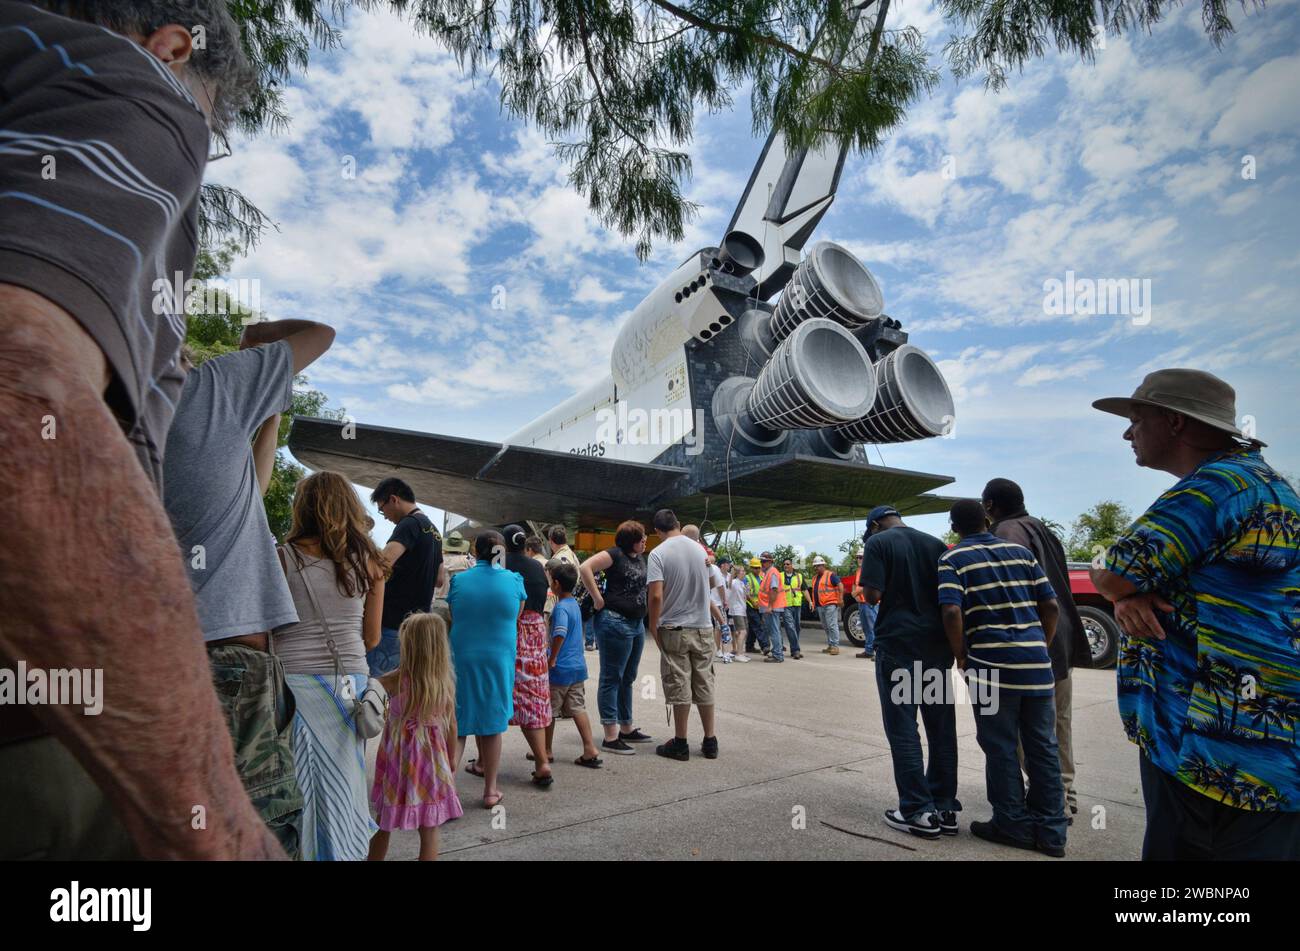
[938,499,1067,857]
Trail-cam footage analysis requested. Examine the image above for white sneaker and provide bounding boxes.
[715,651,726,659]
[722,654,732,664]
[733,653,750,663]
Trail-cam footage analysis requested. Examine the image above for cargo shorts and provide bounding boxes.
[658,626,715,707]
[550,681,586,719]
[207,644,304,860]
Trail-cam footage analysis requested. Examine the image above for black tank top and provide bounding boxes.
[602,546,647,619]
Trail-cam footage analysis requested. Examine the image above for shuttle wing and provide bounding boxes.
[289,419,954,532]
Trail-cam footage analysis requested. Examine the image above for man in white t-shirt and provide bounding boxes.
[647,511,718,761]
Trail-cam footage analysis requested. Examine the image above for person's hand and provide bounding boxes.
[1114,592,1174,641]
[238,319,270,350]
[592,592,605,611]
[956,654,967,672]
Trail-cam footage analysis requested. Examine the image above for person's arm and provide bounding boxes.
[362,559,385,651]
[859,541,885,605]
[436,561,448,593]
[548,634,563,669]
[381,540,406,572]
[647,581,665,649]
[937,555,966,667]
[0,290,283,859]
[251,412,279,496]
[579,550,614,610]
[941,604,966,669]
[1039,597,1060,646]
[240,318,336,374]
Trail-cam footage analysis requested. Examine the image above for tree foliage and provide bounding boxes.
[1066,500,1133,563]
[202,0,1258,257]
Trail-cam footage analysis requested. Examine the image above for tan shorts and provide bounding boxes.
[658,626,715,706]
[550,681,586,719]
[729,615,747,632]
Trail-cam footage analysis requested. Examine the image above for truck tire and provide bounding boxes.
[1078,605,1120,669]
[843,602,865,647]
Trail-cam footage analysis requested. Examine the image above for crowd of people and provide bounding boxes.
[1,1,1297,865]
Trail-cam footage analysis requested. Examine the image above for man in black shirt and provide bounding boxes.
[369,477,445,675]
[858,505,960,840]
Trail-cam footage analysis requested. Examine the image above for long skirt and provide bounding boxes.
[286,673,377,861]
[508,610,553,730]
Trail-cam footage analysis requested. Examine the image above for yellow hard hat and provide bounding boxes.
[747,557,761,569]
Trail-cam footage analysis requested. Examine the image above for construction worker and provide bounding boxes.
[782,557,804,660]
[744,558,765,653]
[809,556,845,655]
[758,551,787,663]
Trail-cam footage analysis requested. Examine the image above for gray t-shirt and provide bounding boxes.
[646,534,713,629]
[164,341,299,640]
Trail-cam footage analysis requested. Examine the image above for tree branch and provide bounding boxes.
[646,0,845,73]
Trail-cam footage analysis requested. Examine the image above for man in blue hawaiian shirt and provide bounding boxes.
[1089,369,1300,861]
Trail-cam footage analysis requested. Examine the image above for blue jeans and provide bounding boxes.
[973,687,1067,850]
[818,605,842,647]
[762,610,783,660]
[782,605,802,654]
[874,649,960,820]
[859,602,878,653]
[583,614,596,649]
[595,610,645,726]
[366,626,401,677]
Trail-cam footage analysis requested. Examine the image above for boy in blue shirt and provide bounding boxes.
[545,562,603,768]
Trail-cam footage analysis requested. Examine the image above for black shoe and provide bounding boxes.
[939,811,959,836]
[763,656,784,663]
[856,650,874,659]
[619,729,653,743]
[655,737,689,761]
[1036,840,1066,858]
[969,820,1035,853]
[701,736,718,759]
[601,738,636,756]
[791,652,803,659]
[884,809,941,839]
[1069,803,1078,815]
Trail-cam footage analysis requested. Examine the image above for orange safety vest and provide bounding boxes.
[757,566,786,610]
[811,571,842,607]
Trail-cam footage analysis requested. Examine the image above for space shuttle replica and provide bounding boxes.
[290,10,958,538]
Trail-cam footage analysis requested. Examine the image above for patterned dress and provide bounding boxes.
[370,679,463,831]
[509,610,553,730]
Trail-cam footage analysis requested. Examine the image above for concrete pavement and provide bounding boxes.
[373,621,1145,860]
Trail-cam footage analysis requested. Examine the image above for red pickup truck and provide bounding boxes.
[830,562,1122,668]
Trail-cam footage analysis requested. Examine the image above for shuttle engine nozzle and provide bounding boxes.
[831,344,955,444]
[713,319,877,450]
[769,240,883,344]
[711,230,766,277]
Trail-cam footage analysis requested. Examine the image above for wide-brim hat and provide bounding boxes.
[444,532,469,553]
[1092,368,1264,447]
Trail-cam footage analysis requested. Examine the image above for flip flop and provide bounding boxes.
[482,791,503,809]
[574,755,603,769]
[465,760,485,778]
[531,770,554,788]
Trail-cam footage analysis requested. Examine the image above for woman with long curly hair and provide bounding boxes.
[273,471,386,860]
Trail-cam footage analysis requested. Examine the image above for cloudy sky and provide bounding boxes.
[209,0,1300,556]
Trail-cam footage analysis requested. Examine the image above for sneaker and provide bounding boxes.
[655,737,689,761]
[791,651,803,659]
[733,654,750,663]
[618,729,653,743]
[969,820,1035,853]
[828,647,840,655]
[701,736,718,759]
[715,651,726,659]
[585,644,597,652]
[1036,840,1066,858]
[884,809,941,839]
[763,656,784,663]
[722,654,732,664]
[601,738,636,756]
[939,811,959,836]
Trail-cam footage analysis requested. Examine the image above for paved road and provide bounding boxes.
[373,621,1145,860]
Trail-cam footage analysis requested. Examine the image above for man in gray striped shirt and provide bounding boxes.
[0,2,279,859]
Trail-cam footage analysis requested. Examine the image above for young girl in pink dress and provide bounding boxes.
[368,612,463,861]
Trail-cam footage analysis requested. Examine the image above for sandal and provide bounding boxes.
[574,755,603,769]
[525,752,554,763]
[465,760,485,778]
[482,791,503,809]
[531,770,554,788]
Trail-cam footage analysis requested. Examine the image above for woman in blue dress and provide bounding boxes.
[446,530,525,809]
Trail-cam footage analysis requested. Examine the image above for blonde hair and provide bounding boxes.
[398,613,455,729]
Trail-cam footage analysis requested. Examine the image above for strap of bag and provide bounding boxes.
[280,544,346,687]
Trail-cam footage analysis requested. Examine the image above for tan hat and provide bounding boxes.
[443,531,469,553]
[1092,368,1263,447]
